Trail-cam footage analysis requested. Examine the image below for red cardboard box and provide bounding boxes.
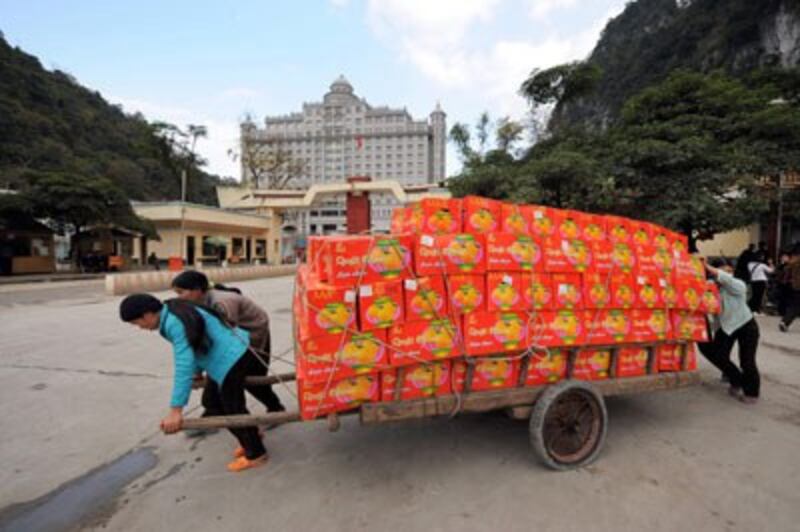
[541,236,573,273]
[662,279,678,308]
[686,342,698,371]
[297,329,388,383]
[381,361,451,401]
[630,220,653,247]
[610,274,637,309]
[555,209,585,240]
[449,274,486,314]
[590,240,614,273]
[657,343,682,372]
[700,281,721,315]
[583,214,607,243]
[390,207,406,234]
[404,276,449,321]
[441,233,486,274]
[463,311,529,355]
[414,234,449,276]
[603,308,633,343]
[388,319,461,366]
[574,349,611,380]
[323,235,413,286]
[562,238,593,273]
[634,274,665,309]
[675,280,704,311]
[583,272,612,309]
[307,236,331,280]
[453,358,520,392]
[635,245,661,277]
[501,203,532,236]
[521,273,554,311]
[611,242,637,274]
[617,347,649,377]
[584,310,614,345]
[487,272,526,312]
[671,311,709,342]
[534,310,585,347]
[606,216,633,245]
[486,232,542,272]
[366,235,414,282]
[673,251,705,282]
[552,273,583,310]
[630,309,660,342]
[359,281,404,331]
[463,196,502,234]
[524,350,568,385]
[298,280,357,340]
[652,246,675,277]
[420,198,462,234]
[530,205,557,238]
[298,374,379,420]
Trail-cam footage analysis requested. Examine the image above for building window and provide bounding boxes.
[255,239,267,257]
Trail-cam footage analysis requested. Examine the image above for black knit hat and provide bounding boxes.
[171,270,210,291]
[708,257,732,268]
[119,293,163,322]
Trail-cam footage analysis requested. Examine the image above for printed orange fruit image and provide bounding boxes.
[648,310,669,340]
[329,375,378,406]
[509,236,539,270]
[444,234,483,271]
[410,289,444,319]
[453,282,482,312]
[604,309,631,342]
[562,239,591,271]
[367,238,410,279]
[584,222,604,242]
[469,208,498,233]
[552,310,581,345]
[407,363,448,395]
[365,296,401,328]
[428,209,456,233]
[476,359,513,387]
[316,302,353,333]
[339,334,386,372]
[612,243,636,272]
[491,281,520,310]
[492,313,526,349]
[420,320,458,357]
[504,211,527,234]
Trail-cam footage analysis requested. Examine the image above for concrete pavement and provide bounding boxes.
[0,277,799,531]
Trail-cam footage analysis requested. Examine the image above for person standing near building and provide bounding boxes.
[702,258,761,404]
[734,244,756,284]
[775,251,792,317]
[779,246,800,332]
[747,253,773,314]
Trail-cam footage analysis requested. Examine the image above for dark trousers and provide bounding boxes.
[702,319,760,397]
[748,281,767,312]
[205,351,269,459]
[783,290,800,328]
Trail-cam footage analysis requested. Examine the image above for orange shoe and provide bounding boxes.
[227,454,268,473]
[233,446,246,458]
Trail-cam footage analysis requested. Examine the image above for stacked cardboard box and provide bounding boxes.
[294,197,718,419]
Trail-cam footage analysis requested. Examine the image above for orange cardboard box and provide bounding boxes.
[630,308,671,343]
[533,309,585,347]
[500,203,532,235]
[388,319,461,366]
[671,311,709,342]
[420,198,463,234]
[590,240,614,273]
[449,274,486,314]
[298,280,357,340]
[583,214,607,243]
[555,209,586,240]
[366,234,414,282]
[686,342,698,370]
[699,281,721,315]
[634,274,665,309]
[306,236,331,280]
[657,343,683,372]
[605,215,634,245]
[651,226,688,253]
[414,234,485,276]
[675,280,704,311]
[524,350,568,385]
[552,273,583,310]
[630,220,653,247]
[359,281,404,331]
[297,329,388,383]
[584,309,614,345]
[380,361,451,401]
[603,308,634,343]
[573,349,611,380]
[463,196,502,234]
[611,242,637,274]
[616,347,649,377]
[583,272,612,309]
[529,205,558,238]
[652,246,675,277]
[610,274,636,309]
[404,202,425,234]
[298,374,379,420]
[453,357,520,392]
[463,311,529,355]
[541,236,573,272]
[635,244,661,277]
[390,207,407,233]
[661,278,678,308]
[562,238,593,272]
[323,235,413,286]
[404,276,449,321]
[414,234,449,276]
[521,273,554,311]
[673,251,705,282]
[487,272,526,312]
[486,232,542,272]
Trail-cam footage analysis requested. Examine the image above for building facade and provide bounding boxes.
[240,76,446,234]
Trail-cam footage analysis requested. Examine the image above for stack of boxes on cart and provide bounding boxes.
[293,196,721,420]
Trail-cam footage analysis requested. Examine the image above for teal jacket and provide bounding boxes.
[159,306,250,408]
[716,271,753,335]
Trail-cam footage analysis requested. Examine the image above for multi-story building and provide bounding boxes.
[240,76,446,234]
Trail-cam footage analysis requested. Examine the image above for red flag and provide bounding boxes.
[355,135,364,150]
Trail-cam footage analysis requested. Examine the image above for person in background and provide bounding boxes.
[119,293,268,472]
[734,244,756,284]
[702,258,761,404]
[747,253,773,314]
[775,251,792,317]
[171,271,285,419]
[780,246,800,332]
[147,251,160,271]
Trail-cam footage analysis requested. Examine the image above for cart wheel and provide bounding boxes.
[529,380,607,471]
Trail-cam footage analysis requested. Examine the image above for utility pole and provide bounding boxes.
[775,171,784,263]
[180,169,187,264]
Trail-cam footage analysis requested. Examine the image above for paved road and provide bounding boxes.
[0,277,799,531]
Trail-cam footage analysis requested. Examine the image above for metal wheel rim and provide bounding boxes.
[542,389,603,465]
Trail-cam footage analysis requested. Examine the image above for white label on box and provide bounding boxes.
[559,284,569,295]
[503,274,513,285]
[534,210,543,219]
[405,279,418,290]
[344,290,356,303]
[659,278,667,287]
[421,235,434,247]
[637,276,646,284]
[359,285,373,297]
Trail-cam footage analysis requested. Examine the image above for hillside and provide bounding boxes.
[0,34,222,205]
[550,0,800,129]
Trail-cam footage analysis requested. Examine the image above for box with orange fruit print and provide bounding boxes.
[486,232,542,272]
[529,205,557,239]
[583,310,614,345]
[699,281,721,315]
[524,350,568,385]
[671,311,709,342]
[610,274,637,309]
[673,250,706,282]
[630,309,671,343]
[463,196,502,234]
[634,274,665,309]
[297,329,388,383]
[583,272,612,309]
[358,281,404,331]
[414,233,485,276]
[554,209,586,241]
[452,357,520,392]
[521,273,554,311]
[419,198,462,235]
[486,272,526,312]
[323,235,413,287]
[380,361,452,401]
[403,276,449,321]
[463,311,529,355]
[534,310,585,347]
[552,273,583,310]
[616,347,649,377]
[297,281,356,341]
[605,215,634,246]
[500,203,532,235]
[589,240,614,273]
[674,280,705,311]
[388,319,461,366]
[573,349,611,380]
[602,309,634,344]
[582,214,607,243]
[448,274,486,315]
[297,374,379,420]
[634,244,661,277]
[656,343,684,372]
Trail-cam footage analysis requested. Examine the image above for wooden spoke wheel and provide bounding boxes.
[529,381,607,470]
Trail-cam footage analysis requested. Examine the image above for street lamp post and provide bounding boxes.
[180,169,187,264]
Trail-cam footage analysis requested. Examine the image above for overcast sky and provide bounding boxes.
[2,0,629,179]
